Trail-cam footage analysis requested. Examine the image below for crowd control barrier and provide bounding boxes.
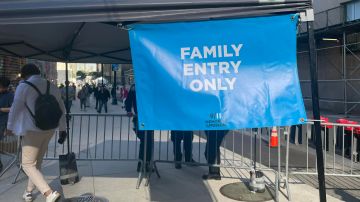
[38,113,289,201]
[8,113,359,201]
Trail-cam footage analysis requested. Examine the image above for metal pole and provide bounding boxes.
[112,68,118,105]
[343,32,347,117]
[101,64,104,86]
[307,21,327,202]
[253,128,257,170]
[65,62,70,153]
[285,127,292,201]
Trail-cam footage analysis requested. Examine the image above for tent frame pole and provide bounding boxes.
[101,64,104,86]
[65,62,71,153]
[343,32,347,117]
[112,67,118,105]
[307,21,327,202]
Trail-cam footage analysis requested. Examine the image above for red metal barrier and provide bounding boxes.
[320,116,333,129]
[336,118,359,133]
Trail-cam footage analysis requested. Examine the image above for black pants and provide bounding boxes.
[290,125,303,144]
[204,130,228,174]
[133,117,154,162]
[171,131,193,162]
[80,99,86,110]
[312,126,330,151]
[336,127,352,156]
[98,100,108,113]
[95,98,99,109]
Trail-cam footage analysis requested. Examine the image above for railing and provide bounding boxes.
[44,114,281,168]
[41,113,285,201]
[2,113,360,200]
[288,120,360,177]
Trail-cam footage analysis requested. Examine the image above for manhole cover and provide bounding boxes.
[220,182,274,202]
[62,193,108,202]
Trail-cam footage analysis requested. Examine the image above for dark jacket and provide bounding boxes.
[98,88,110,102]
[0,91,14,138]
[125,85,137,114]
[93,87,99,99]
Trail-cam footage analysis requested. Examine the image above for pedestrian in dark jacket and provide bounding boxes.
[97,86,110,113]
[94,86,100,110]
[0,77,14,172]
[125,84,154,172]
[77,87,87,111]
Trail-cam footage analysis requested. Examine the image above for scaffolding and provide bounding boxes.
[297,5,360,116]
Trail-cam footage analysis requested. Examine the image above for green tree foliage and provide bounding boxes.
[76,70,87,79]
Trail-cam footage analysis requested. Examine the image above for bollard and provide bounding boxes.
[249,170,265,193]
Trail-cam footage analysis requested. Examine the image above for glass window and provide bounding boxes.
[347,3,355,21]
[355,1,360,20]
[347,0,360,22]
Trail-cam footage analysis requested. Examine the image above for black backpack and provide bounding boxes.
[24,80,63,130]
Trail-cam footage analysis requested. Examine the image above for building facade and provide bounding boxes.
[0,56,24,83]
[298,0,360,116]
[0,56,57,85]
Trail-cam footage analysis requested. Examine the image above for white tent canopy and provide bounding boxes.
[94,77,109,85]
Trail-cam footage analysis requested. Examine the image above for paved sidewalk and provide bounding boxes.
[0,154,345,202]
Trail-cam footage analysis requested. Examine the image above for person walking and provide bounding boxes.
[97,85,110,113]
[78,87,87,111]
[94,86,100,110]
[60,84,75,113]
[125,84,154,172]
[0,77,14,172]
[71,83,76,103]
[171,131,196,169]
[120,86,128,109]
[85,83,92,107]
[6,63,67,202]
[203,130,228,180]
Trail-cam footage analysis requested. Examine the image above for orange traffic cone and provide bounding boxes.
[270,127,278,148]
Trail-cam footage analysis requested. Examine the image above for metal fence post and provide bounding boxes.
[307,21,327,202]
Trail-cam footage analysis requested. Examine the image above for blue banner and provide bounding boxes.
[129,14,306,130]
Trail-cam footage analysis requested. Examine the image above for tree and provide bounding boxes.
[88,71,101,79]
[76,70,87,79]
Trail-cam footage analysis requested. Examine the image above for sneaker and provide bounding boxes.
[22,191,33,202]
[46,191,60,202]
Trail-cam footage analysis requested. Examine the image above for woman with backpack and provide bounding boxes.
[6,64,67,202]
